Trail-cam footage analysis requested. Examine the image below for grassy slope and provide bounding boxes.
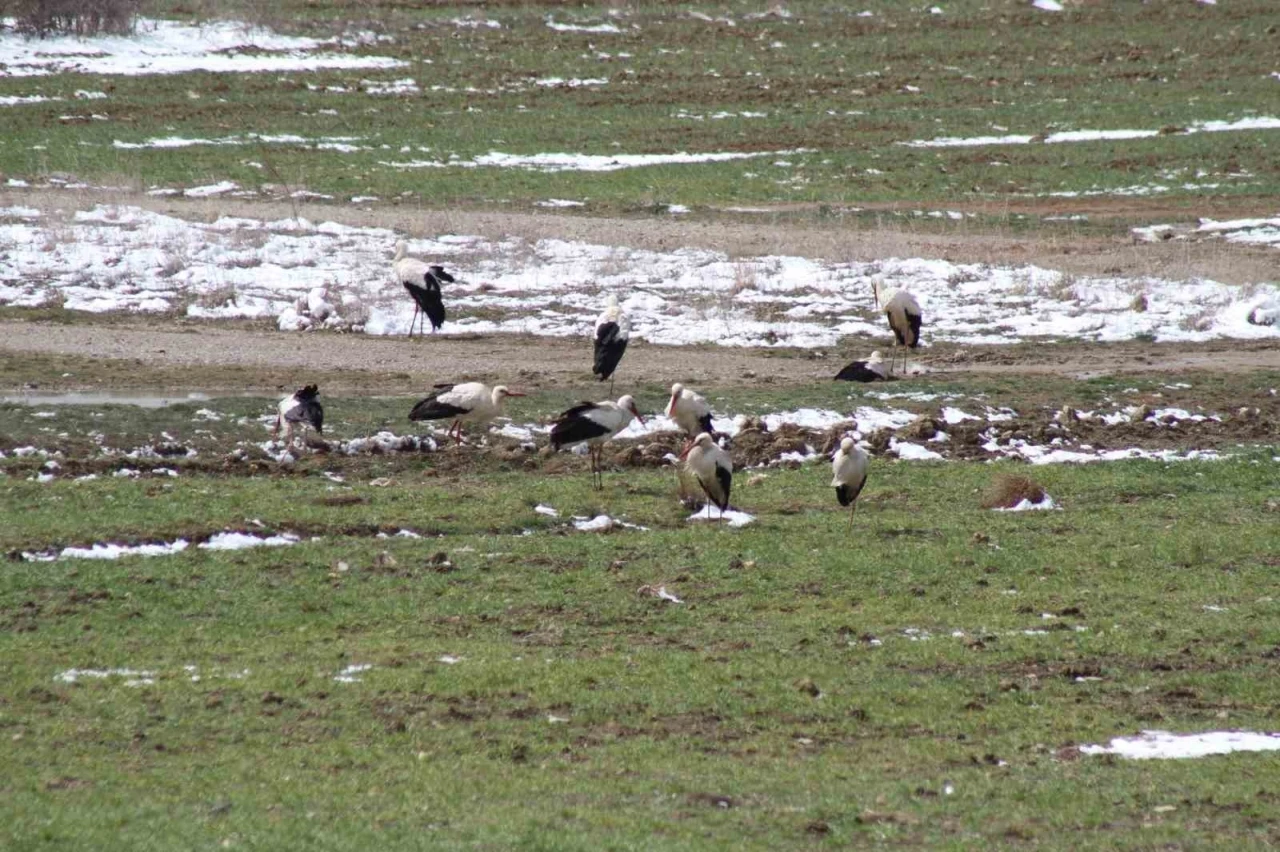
[1,0,1277,214]
[2,381,1279,849]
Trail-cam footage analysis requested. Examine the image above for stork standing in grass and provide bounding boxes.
[872,276,922,374]
[833,350,891,383]
[408,382,524,444]
[273,384,324,445]
[550,394,644,489]
[593,295,630,393]
[831,437,869,527]
[393,241,455,335]
[681,432,733,521]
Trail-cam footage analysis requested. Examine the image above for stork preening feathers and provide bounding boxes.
[550,395,644,489]
[394,241,455,336]
[831,437,869,527]
[409,382,524,444]
[681,432,733,521]
[593,295,630,393]
[872,276,922,374]
[273,384,324,444]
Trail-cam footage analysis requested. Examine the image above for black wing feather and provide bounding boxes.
[404,280,446,330]
[834,361,886,382]
[285,399,324,433]
[697,413,714,435]
[550,411,611,450]
[701,463,732,511]
[906,310,923,349]
[835,478,866,507]
[409,388,469,422]
[593,323,628,380]
[428,266,455,283]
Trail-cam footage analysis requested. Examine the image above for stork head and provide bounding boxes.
[867,351,884,364]
[667,383,683,414]
[492,385,525,405]
[840,436,855,454]
[394,240,408,262]
[617,394,645,425]
[680,431,715,460]
[871,275,884,309]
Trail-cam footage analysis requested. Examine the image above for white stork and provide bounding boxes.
[593,295,630,393]
[394,241,455,335]
[872,276,923,374]
[834,350,891,383]
[550,394,644,489]
[273,384,324,444]
[831,437,870,527]
[665,383,714,437]
[680,432,733,520]
[408,382,524,444]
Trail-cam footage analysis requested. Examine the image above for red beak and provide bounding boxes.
[678,439,694,460]
[505,391,526,397]
[631,405,645,426]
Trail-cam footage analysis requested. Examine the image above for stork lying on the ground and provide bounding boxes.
[550,394,644,489]
[872,276,923,374]
[393,241,455,335]
[593,295,630,393]
[273,384,324,444]
[408,382,524,444]
[834,350,891,383]
[831,436,869,527]
[681,432,733,521]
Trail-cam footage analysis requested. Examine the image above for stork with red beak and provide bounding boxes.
[680,432,733,520]
[409,382,524,444]
[550,394,645,489]
[665,383,714,437]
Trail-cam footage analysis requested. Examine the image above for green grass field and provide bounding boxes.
[3,0,1278,217]
[3,370,1280,849]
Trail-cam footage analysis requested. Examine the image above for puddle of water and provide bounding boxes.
[2,391,215,408]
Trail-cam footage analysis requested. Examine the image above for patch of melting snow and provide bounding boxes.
[890,439,945,461]
[1080,730,1280,760]
[0,18,406,77]
[534,504,560,517]
[993,494,1059,512]
[334,663,372,683]
[379,148,809,173]
[55,668,155,686]
[687,506,756,527]
[437,655,463,665]
[198,531,301,550]
[59,540,191,560]
[903,117,1280,148]
[535,198,586,208]
[4,203,1277,348]
[571,514,648,532]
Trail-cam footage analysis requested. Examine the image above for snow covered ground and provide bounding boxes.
[0,204,1276,348]
[0,18,403,77]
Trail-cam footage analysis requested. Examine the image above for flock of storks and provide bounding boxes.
[273,241,925,523]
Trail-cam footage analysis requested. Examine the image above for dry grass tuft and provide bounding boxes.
[981,474,1046,510]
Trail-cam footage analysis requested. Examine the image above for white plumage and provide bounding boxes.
[394,241,454,335]
[551,394,645,488]
[872,276,923,374]
[681,432,733,519]
[273,384,323,446]
[408,382,523,443]
[831,437,870,525]
[665,383,714,437]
